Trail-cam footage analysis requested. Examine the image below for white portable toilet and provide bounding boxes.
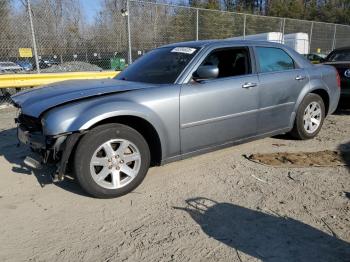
[229,32,284,43]
[283,33,309,54]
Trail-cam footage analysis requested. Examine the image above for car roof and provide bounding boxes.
[329,46,350,52]
[162,39,313,69]
[162,39,286,49]
[0,62,17,66]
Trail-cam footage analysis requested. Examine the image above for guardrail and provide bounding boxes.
[0,71,120,88]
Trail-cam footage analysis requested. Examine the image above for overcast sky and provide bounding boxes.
[80,0,102,23]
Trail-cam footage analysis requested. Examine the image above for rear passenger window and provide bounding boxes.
[256,47,295,73]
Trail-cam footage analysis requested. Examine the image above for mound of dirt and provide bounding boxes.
[246,150,350,167]
[41,61,102,73]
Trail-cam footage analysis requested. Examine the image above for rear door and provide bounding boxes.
[179,46,259,154]
[254,46,308,133]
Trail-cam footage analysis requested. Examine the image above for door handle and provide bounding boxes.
[295,75,306,81]
[242,82,257,88]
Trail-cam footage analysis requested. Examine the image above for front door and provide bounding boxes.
[180,46,260,154]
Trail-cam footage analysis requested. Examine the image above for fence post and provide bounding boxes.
[332,24,337,50]
[196,9,199,41]
[243,14,247,39]
[153,4,158,48]
[281,18,286,43]
[27,0,40,73]
[126,0,132,64]
[309,21,314,53]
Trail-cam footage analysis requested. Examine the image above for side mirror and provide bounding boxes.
[193,65,219,81]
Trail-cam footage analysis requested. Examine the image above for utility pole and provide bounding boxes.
[332,24,337,50]
[196,9,199,41]
[126,0,132,64]
[309,21,314,53]
[243,14,247,39]
[27,0,40,73]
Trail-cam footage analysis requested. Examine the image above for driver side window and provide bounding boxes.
[194,47,252,80]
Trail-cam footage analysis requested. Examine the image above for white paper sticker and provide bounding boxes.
[171,47,196,54]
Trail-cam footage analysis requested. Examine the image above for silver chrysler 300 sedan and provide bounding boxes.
[11,40,340,198]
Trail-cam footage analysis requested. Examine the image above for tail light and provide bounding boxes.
[336,70,341,89]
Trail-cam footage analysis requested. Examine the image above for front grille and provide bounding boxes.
[17,114,42,132]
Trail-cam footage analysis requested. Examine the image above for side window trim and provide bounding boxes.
[254,46,298,74]
[196,73,257,84]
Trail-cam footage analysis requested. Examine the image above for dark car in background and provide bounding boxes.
[38,58,59,69]
[304,53,327,64]
[322,47,350,98]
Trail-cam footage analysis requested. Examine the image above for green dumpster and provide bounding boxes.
[111,57,126,70]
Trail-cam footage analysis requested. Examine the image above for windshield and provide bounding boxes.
[326,50,350,62]
[116,47,199,84]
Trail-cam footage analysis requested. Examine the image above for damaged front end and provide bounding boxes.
[15,111,81,182]
[10,78,152,183]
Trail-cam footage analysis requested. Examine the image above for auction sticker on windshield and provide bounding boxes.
[171,47,197,54]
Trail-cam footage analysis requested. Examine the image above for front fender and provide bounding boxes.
[42,99,169,157]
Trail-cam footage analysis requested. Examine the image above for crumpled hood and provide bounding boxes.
[11,79,152,117]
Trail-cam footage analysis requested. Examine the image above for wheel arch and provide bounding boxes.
[89,115,162,166]
[290,84,330,128]
[61,114,163,180]
[309,88,330,115]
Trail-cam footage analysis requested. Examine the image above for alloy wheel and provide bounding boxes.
[303,101,322,134]
[89,139,141,189]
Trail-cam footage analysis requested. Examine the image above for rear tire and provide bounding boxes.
[290,93,325,140]
[74,123,150,198]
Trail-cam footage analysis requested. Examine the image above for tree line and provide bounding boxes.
[185,0,350,25]
[0,0,349,61]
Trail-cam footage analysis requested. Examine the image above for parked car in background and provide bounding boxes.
[0,61,23,74]
[16,60,33,72]
[322,47,350,98]
[11,40,340,198]
[38,58,59,69]
[304,53,327,64]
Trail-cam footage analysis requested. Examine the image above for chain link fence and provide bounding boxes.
[1,0,350,105]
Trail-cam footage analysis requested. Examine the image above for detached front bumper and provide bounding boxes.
[17,123,82,181]
[17,125,46,150]
[13,106,83,181]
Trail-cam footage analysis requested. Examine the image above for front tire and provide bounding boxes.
[74,123,150,198]
[290,93,325,140]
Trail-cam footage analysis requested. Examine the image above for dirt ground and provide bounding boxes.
[248,150,350,167]
[0,106,349,262]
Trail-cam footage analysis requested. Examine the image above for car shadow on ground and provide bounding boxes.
[176,197,350,262]
[0,127,88,197]
[334,97,350,117]
[336,97,350,112]
[345,192,350,200]
[339,141,350,170]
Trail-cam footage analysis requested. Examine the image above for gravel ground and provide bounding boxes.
[0,106,349,262]
[41,61,102,73]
